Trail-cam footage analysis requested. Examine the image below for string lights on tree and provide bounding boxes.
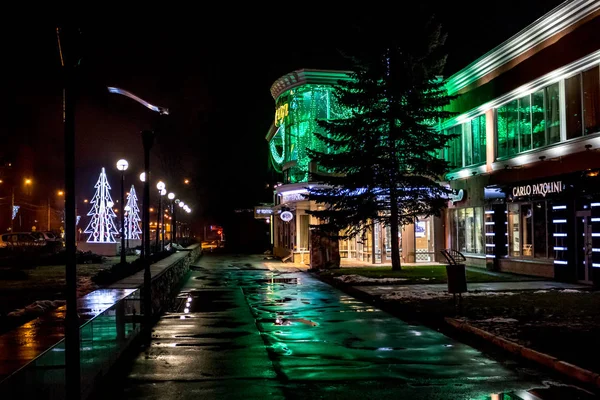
[84,167,118,243]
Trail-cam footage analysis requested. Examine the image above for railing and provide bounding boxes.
[0,289,143,399]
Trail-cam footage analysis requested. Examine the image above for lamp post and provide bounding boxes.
[178,201,185,243]
[139,172,146,259]
[168,193,175,246]
[173,198,180,245]
[116,159,128,265]
[124,205,131,250]
[108,86,168,334]
[160,189,166,251]
[156,182,165,252]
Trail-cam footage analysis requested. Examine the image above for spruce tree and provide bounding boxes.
[307,11,457,270]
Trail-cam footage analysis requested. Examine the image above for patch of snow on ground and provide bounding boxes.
[7,300,66,317]
[477,317,518,323]
[335,275,408,284]
[381,290,517,301]
[561,289,582,293]
[534,290,549,293]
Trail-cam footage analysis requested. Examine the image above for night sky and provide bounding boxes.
[3,1,563,235]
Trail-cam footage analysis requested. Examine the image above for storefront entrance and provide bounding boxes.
[415,217,434,262]
[576,210,593,283]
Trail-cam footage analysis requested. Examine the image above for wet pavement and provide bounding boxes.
[110,254,595,399]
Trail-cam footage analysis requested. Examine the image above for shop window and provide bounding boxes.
[497,82,560,157]
[298,214,309,251]
[546,83,561,145]
[450,207,483,254]
[443,125,462,169]
[583,66,600,135]
[520,94,533,151]
[520,204,534,256]
[470,114,486,164]
[566,74,583,139]
[508,203,520,257]
[508,201,551,259]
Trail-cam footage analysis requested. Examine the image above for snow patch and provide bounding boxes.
[561,289,582,293]
[335,275,408,284]
[7,300,66,317]
[477,317,518,323]
[534,290,549,293]
[381,290,517,301]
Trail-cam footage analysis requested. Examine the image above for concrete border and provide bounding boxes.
[445,317,600,387]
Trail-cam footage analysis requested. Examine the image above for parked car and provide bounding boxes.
[30,231,63,253]
[0,233,46,248]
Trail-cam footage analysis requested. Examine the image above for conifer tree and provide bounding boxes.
[307,10,457,270]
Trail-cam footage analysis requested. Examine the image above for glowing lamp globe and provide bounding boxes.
[139,172,146,182]
[156,181,165,191]
[175,199,180,204]
[160,189,167,196]
[179,202,185,208]
[168,192,175,200]
[116,159,129,171]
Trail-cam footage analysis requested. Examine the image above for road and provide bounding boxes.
[107,254,594,400]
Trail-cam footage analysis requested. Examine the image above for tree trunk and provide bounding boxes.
[390,195,402,270]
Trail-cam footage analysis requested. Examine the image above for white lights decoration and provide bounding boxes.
[12,205,19,220]
[84,167,119,243]
[124,185,142,240]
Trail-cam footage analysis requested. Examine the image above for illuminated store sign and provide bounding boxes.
[254,206,273,219]
[449,189,464,203]
[512,181,562,198]
[274,103,289,126]
[280,211,293,222]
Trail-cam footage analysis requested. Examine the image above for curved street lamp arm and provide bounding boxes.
[107,86,169,115]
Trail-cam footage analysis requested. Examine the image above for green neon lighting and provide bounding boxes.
[272,84,350,183]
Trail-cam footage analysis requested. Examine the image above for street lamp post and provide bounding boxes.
[117,159,128,265]
[173,198,180,245]
[156,182,165,252]
[168,193,175,246]
[139,172,146,259]
[108,86,167,338]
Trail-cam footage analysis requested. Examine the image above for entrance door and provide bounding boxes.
[415,218,434,262]
[576,210,593,283]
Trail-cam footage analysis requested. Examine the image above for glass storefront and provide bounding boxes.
[449,207,484,255]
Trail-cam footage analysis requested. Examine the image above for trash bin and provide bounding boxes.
[445,263,467,294]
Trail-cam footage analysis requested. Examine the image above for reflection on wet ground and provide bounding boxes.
[114,255,596,400]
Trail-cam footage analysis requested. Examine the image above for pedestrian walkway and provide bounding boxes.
[99,253,586,400]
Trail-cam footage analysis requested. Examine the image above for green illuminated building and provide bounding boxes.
[267,69,352,183]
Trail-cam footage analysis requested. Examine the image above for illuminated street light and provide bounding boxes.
[139,172,146,182]
[156,181,165,191]
[24,178,32,185]
[83,199,89,203]
[179,202,185,208]
[116,159,129,172]
[184,179,190,184]
[168,192,175,200]
[58,190,64,196]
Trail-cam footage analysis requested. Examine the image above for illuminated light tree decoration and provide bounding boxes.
[84,167,118,243]
[12,205,20,220]
[124,184,142,240]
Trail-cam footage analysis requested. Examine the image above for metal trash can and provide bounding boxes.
[445,263,467,294]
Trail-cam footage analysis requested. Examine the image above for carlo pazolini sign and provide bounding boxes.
[512,181,563,198]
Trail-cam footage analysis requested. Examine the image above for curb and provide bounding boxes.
[445,317,600,387]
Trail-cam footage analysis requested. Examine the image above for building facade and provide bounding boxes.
[265,70,444,264]
[441,0,600,283]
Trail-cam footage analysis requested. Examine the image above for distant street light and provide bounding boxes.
[58,190,64,196]
[139,172,146,182]
[117,159,129,265]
